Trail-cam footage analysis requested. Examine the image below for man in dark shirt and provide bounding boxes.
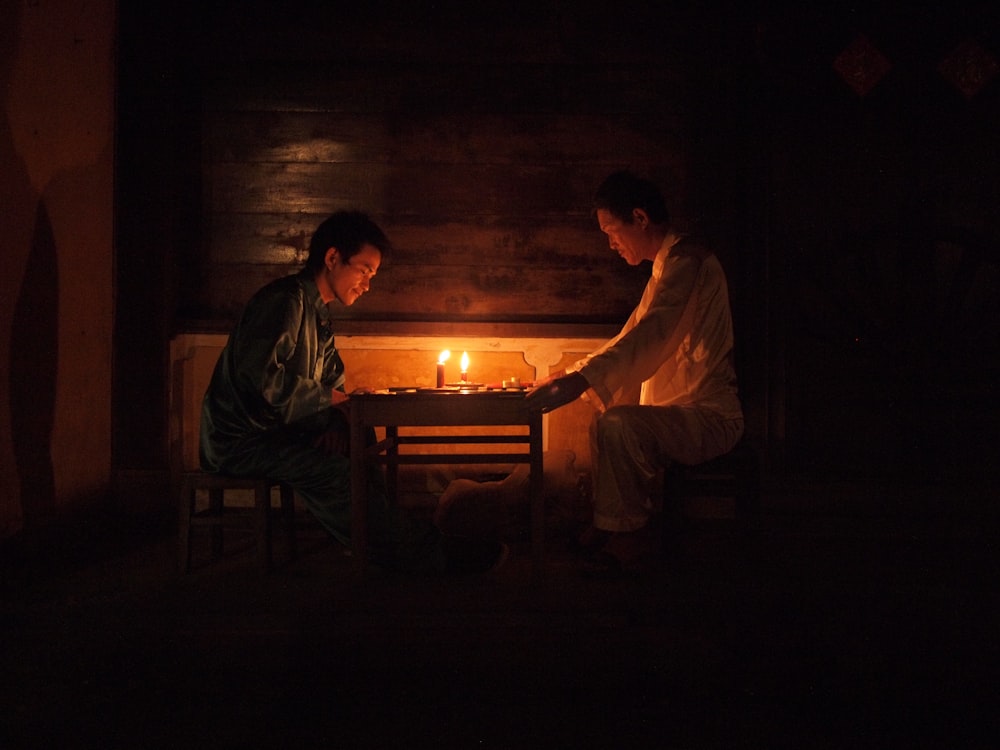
[200,211,503,573]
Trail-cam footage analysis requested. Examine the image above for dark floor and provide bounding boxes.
[3,478,999,749]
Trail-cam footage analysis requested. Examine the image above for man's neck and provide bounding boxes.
[313,268,337,305]
[642,227,670,263]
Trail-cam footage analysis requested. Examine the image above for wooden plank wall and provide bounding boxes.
[174,5,698,329]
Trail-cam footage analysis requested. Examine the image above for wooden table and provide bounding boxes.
[349,389,544,574]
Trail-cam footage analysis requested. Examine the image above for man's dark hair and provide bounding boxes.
[593,171,670,225]
[305,210,392,272]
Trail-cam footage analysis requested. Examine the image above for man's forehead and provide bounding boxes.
[596,208,625,232]
[355,243,382,265]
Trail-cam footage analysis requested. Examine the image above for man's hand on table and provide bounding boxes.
[524,371,589,413]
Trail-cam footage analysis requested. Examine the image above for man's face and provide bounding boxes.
[597,208,648,266]
[326,243,381,306]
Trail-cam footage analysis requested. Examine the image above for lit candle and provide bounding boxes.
[460,351,470,382]
[437,350,450,388]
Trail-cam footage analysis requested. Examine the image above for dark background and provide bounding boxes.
[3,4,998,745]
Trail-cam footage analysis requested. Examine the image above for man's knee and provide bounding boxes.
[596,406,638,448]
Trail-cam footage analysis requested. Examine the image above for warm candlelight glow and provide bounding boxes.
[438,350,451,365]
[460,351,469,372]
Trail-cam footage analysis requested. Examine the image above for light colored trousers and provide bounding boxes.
[590,405,744,532]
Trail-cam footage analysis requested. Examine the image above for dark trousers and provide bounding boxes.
[214,427,445,573]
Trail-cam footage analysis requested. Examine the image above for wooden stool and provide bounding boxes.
[662,441,761,553]
[178,471,297,574]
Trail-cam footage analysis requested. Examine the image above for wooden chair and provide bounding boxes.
[178,471,297,574]
[661,440,761,555]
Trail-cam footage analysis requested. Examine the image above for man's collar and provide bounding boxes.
[300,270,329,320]
[652,231,682,274]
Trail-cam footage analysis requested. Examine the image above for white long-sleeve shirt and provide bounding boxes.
[572,233,743,421]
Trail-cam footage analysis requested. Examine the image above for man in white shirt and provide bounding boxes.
[526,171,744,569]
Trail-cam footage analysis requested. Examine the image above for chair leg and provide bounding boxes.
[661,468,687,559]
[177,474,297,575]
[734,450,761,531]
[255,482,272,575]
[209,487,224,559]
[280,483,297,561]
[661,445,762,561]
[178,477,194,573]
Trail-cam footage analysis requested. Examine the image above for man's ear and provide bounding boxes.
[325,246,339,268]
[632,208,649,229]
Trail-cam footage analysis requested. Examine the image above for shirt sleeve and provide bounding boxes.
[230,285,333,428]
[322,343,347,393]
[578,250,701,408]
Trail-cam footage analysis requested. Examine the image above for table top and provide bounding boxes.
[350,387,540,425]
[354,386,531,399]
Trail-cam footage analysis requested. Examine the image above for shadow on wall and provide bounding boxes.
[10,200,58,529]
[0,0,54,536]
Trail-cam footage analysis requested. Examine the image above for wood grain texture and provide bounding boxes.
[180,44,692,328]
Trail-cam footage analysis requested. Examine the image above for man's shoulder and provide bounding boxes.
[268,270,310,291]
[250,271,310,304]
[660,238,732,290]
[670,236,714,261]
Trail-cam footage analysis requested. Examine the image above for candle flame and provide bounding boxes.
[460,351,469,372]
[437,350,451,365]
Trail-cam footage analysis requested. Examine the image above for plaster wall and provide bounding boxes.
[0,0,115,537]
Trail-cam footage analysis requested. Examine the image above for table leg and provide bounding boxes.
[528,410,544,575]
[385,425,398,505]
[350,403,367,574]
